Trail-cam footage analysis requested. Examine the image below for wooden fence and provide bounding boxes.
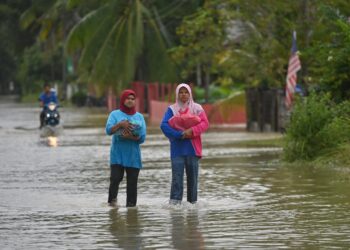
[245,88,288,132]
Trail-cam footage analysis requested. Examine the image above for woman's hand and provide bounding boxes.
[119,120,133,132]
[111,120,132,134]
[121,129,140,141]
[182,128,193,139]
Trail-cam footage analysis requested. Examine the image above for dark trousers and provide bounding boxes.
[40,110,45,128]
[170,156,199,203]
[108,164,140,207]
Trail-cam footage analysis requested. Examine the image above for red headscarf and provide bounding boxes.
[119,89,136,115]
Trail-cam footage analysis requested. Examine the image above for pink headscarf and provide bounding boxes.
[170,83,203,116]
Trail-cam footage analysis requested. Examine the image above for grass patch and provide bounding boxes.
[20,93,39,103]
[20,93,76,108]
[232,137,284,147]
[282,143,350,180]
[312,143,350,168]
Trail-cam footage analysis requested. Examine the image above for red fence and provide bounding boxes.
[114,81,248,126]
[148,100,246,126]
[134,81,246,125]
[131,81,176,114]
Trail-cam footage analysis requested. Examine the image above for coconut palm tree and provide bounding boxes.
[65,0,179,94]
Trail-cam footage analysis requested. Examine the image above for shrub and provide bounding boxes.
[283,92,350,162]
[71,91,87,107]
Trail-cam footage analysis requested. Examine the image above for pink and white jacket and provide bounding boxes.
[160,84,209,158]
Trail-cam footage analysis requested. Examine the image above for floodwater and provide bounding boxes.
[1,100,350,249]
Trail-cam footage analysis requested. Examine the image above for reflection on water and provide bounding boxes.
[109,208,142,249]
[1,102,350,249]
[170,209,205,250]
[107,205,206,249]
[47,136,58,147]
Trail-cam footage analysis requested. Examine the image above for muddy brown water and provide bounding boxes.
[1,101,350,249]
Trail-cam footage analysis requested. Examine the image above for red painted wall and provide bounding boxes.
[148,100,246,126]
[130,81,246,126]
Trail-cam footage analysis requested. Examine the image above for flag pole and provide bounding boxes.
[285,30,302,110]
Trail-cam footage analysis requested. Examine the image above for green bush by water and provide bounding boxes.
[283,93,350,163]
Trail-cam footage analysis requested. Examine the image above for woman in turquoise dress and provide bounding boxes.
[105,89,146,207]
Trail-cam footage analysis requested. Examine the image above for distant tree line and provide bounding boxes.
[0,0,349,103]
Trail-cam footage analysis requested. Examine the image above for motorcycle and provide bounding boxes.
[40,102,62,138]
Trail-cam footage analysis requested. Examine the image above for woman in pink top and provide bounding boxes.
[160,83,209,205]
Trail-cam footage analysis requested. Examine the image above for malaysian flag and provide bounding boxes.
[285,31,301,110]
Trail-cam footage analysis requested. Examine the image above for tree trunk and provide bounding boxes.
[107,86,117,112]
[62,16,67,100]
[204,69,210,103]
[196,63,202,86]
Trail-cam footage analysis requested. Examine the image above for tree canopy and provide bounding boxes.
[1,0,349,102]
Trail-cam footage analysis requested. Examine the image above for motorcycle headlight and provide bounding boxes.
[46,113,50,118]
[54,114,58,117]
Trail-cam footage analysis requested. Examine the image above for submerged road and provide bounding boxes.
[1,101,349,249]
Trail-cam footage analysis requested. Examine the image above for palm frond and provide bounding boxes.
[77,10,116,71]
[90,16,128,86]
[19,9,37,29]
[66,0,178,91]
[65,3,112,53]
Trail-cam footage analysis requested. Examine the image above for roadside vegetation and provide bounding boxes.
[229,137,284,148]
[283,93,350,168]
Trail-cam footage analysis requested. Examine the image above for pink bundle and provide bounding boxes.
[168,108,201,131]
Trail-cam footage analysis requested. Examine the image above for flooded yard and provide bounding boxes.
[1,101,350,249]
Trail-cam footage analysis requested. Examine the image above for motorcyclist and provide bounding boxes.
[39,83,58,128]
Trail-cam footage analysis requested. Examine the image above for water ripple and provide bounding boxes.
[1,104,350,249]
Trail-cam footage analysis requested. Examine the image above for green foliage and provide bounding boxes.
[0,1,34,93]
[20,93,41,103]
[71,90,87,106]
[17,43,62,95]
[169,1,227,79]
[313,143,350,168]
[65,0,178,93]
[0,41,16,87]
[174,10,222,64]
[17,44,46,94]
[304,5,350,102]
[4,0,350,105]
[193,85,235,103]
[208,85,232,103]
[170,0,300,89]
[284,92,350,162]
[193,86,205,102]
